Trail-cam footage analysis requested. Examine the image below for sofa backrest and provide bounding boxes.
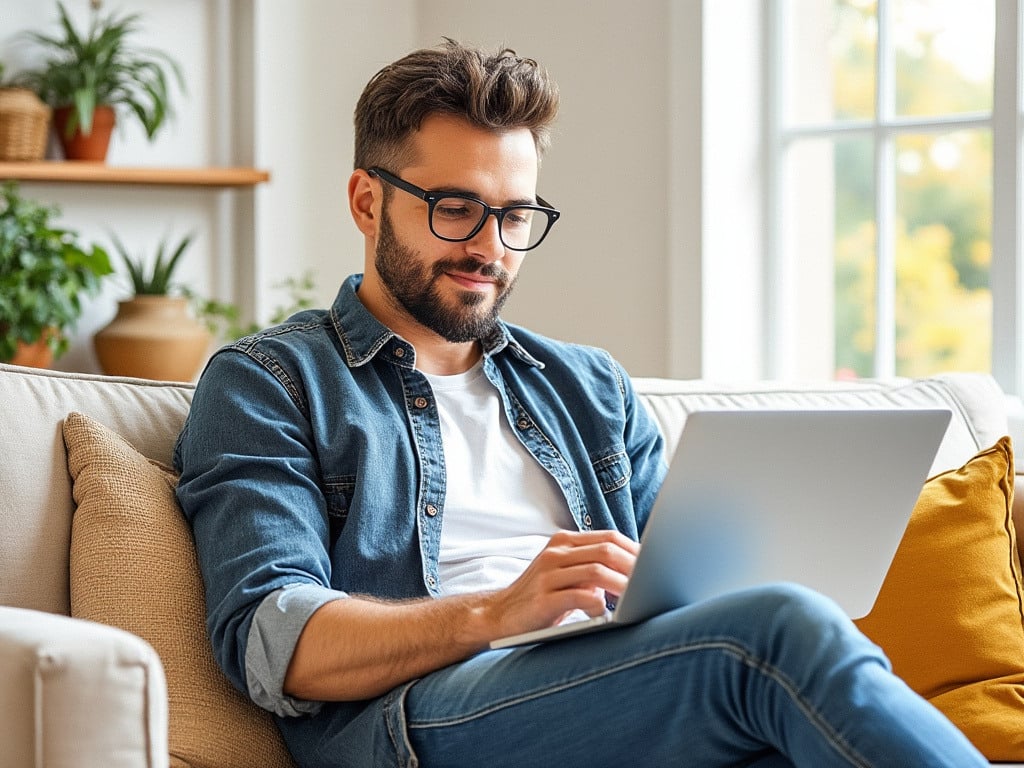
[0,363,1011,617]
[1,364,194,614]
[633,372,1011,477]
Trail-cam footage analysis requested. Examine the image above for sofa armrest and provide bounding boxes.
[0,606,169,768]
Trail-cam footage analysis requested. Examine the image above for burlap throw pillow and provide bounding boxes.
[63,411,296,768]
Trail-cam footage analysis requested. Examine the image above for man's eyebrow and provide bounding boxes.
[432,185,538,207]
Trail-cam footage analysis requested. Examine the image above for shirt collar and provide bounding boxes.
[329,274,544,370]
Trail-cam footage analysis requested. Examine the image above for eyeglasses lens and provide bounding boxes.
[430,197,551,250]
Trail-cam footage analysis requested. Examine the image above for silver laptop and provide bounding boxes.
[490,408,951,650]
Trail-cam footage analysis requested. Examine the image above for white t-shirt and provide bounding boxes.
[422,361,576,597]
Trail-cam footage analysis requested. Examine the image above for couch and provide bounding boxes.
[3,361,1024,767]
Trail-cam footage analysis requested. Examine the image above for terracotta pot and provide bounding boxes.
[53,104,116,162]
[93,296,211,382]
[9,335,55,369]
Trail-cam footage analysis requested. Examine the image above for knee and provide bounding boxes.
[749,582,846,626]
[731,583,886,664]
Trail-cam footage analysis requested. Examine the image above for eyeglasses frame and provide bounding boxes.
[367,167,560,252]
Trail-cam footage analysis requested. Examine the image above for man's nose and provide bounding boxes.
[465,212,505,263]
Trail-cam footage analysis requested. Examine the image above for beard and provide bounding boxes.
[374,208,517,343]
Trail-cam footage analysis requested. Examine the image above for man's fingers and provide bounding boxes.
[536,536,638,579]
[548,528,640,555]
[534,560,631,595]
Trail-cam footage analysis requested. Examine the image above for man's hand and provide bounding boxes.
[482,529,640,639]
[285,529,639,702]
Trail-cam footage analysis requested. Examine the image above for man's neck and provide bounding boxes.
[355,278,484,375]
[414,340,484,376]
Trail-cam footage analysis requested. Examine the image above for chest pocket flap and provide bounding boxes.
[591,450,631,494]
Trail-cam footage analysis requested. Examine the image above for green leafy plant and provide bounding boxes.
[188,272,318,342]
[0,181,112,361]
[20,1,185,139]
[110,231,193,295]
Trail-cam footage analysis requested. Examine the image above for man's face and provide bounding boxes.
[370,114,538,343]
[374,206,517,343]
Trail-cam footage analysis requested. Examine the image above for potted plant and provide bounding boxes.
[0,181,112,367]
[93,231,211,381]
[21,1,185,161]
[190,271,318,342]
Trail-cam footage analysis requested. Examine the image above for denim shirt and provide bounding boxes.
[173,274,666,760]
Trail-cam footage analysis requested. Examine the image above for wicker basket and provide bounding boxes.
[0,88,51,161]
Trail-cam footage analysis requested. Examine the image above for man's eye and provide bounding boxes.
[503,209,534,227]
[435,202,474,219]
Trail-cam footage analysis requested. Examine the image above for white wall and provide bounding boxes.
[413,0,682,377]
[2,0,711,379]
[249,0,418,324]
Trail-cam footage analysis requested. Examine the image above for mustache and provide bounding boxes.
[430,257,510,287]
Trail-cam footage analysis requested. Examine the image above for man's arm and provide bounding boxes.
[284,529,639,701]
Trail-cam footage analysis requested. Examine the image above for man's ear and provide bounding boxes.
[349,169,380,238]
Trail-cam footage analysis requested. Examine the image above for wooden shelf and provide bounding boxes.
[0,162,270,188]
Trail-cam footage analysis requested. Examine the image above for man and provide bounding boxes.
[174,40,986,767]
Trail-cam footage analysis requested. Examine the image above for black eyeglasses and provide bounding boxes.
[368,167,560,252]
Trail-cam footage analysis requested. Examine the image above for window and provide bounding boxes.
[769,0,1004,383]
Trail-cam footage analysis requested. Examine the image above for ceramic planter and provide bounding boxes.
[93,296,211,381]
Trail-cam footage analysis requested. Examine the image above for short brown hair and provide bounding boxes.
[353,39,559,171]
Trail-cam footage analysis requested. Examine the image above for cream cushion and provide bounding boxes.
[1,365,193,615]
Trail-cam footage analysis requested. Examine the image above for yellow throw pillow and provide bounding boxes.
[855,436,1024,761]
[63,412,296,768]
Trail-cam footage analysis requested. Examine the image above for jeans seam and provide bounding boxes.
[384,681,420,767]
[408,639,872,768]
[724,643,871,768]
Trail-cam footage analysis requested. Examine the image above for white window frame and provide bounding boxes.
[992,0,1024,398]
[763,0,1021,394]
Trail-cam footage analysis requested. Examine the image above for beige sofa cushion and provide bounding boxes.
[63,411,296,768]
[634,372,1009,476]
[0,364,193,615]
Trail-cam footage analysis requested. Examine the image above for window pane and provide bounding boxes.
[832,137,877,378]
[894,130,991,376]
[784,0,877,125]
[785,136,876,379]
[892,0,994,116]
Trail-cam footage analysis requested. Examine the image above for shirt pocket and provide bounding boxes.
[324,474,356,545]
[591,449,632,495]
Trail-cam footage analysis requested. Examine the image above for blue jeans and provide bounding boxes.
[289,585,987,767]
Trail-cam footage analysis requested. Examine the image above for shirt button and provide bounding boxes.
[394,347,405,358]
[426,575,436,587]
[425,503,438,517]
[583,514,593,527]
[516,417,529,429]
[414,396,429,409]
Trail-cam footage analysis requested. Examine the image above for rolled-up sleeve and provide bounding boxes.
[246,584,348,716]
